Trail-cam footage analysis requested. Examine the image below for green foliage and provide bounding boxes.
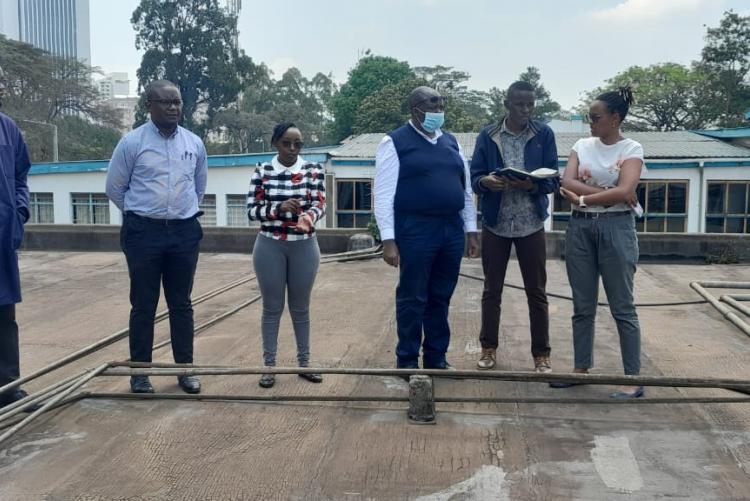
[698,10,750,127]
[0,35,122,162]
[55,117,121,161]
[330,55,414,140]
[131,0,258,136]
[229,66,337,151]
[367,215,381,243]
[350,64,494,134]
[488,66,561,123]
[581,63,717,131]
[353,77,425,134]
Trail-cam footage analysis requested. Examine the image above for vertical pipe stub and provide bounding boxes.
[408,375,436,424]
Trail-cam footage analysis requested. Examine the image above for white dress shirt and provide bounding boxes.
[374,121,478,241]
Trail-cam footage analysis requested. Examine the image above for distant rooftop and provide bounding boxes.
[330,131,750,160]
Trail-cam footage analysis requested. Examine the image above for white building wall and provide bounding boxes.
[25,163,749,233]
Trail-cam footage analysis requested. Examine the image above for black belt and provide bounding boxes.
[125,211,202,226]
[571,210,631,219]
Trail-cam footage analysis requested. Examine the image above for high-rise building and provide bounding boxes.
[97,72,130,99]
[0,0,91,63]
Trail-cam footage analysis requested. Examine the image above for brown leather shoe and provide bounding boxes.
[534,356,552,373]
[477,348,496,370]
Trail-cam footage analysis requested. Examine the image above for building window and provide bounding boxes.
[336,180,372,228]
[199,194,217,226]
[635,180,688,233]
[29,192,54,224]
[227,194,253,227]
[551,180,689,233]
[706,181,750,233]
[71,193,110,224]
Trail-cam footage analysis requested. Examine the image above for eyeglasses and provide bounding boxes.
[585,113,608,124]
[281,140,304,150]
[149,99,182,106]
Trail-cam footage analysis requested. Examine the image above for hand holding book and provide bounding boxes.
[493,166,559,181]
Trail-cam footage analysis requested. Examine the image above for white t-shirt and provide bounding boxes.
[571,137,646,213]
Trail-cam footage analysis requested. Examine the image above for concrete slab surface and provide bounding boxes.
[1,251,749,500]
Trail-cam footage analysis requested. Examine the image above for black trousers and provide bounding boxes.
[479,228,550,358]
[121,213,202,364]
[0,303,20,388]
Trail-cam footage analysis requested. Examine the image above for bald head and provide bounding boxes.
[408,86,442,108]
[144,79,179,101]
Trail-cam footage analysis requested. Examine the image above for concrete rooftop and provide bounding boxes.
[1,251,749,500]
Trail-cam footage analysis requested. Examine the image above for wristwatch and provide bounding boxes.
[578,195,587,208]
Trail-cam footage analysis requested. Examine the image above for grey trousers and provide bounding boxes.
[565,213,641,375]
[252,234,320,367]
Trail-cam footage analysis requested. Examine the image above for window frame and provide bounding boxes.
[705,180,750,234]
[70,192,110,225]
[29,192,54,224]
[336,179,373,228]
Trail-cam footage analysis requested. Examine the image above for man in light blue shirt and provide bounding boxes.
[106,80,207,395]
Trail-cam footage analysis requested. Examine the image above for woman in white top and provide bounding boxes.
[554,86,646,399]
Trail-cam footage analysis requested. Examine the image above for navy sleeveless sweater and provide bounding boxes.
[389,124,465,217]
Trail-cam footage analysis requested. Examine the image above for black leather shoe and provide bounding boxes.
[259,374,275,388]
[298,373,323,383]
[178,375,201,394]
[130,376,155,394]
[0,388,42,412]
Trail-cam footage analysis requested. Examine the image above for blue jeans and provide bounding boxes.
[120,213,202,364]
[565,213,641,375]
[394,213,465,368]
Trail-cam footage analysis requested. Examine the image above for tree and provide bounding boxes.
[581,63,717,131]
[352,77,425,134]
[330,55,414,140]
[488,66,561,122]
[131,0,258,136]
[698,10,750,127]
[221,66,337,152]
[351,64,492,133]
[0,35,122,161]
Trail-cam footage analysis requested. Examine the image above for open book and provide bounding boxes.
[494,167,560,180]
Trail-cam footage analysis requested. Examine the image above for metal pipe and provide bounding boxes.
[726,294,750,301]
[690,282,750,337]
[721,295,750,318]
[693,281,750,289]
[0,249,371,396]
[0,364,109,449]
[0,370,88,425]
[80,392,750,406]
[101,365,750,391]
[83,393,409,403]
[152,295,262,352]
[0,274,258,397]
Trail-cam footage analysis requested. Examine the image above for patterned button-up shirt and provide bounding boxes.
[484,119,544,238]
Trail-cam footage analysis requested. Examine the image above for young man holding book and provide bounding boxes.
[469,81,559,372]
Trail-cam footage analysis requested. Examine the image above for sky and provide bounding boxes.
[90,0,750,110]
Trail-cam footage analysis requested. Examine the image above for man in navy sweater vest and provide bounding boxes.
[374,86,480,372]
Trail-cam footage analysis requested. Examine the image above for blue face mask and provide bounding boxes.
[420,111,445,133]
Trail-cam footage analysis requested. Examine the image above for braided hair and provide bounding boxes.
[271,122,298,146]
[596,85,635,121]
